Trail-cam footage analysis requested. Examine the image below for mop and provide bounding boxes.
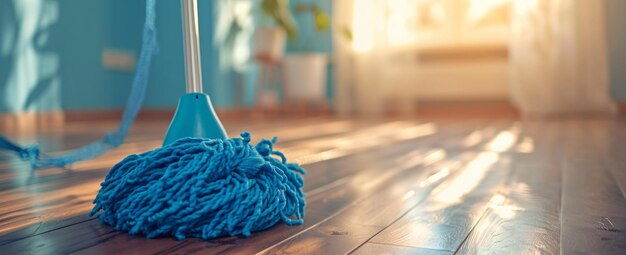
[88,0,306,240]
[1,0,306,240]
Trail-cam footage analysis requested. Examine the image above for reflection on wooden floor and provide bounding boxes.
[1,117,626,254]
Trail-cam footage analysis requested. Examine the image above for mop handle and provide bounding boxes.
[181,0,203,93]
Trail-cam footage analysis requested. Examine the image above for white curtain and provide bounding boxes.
[333,0,405,116]
[509,0,616,115]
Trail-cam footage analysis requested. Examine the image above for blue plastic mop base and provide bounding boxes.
[163,93,228,145]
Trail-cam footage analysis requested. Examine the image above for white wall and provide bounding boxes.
[381,46,509,103]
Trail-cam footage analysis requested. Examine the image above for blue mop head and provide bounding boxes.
[89,132,306,240]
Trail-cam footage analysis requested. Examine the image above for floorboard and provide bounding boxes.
[0,117,625,254]
[456,121,563,254]
[352,243,452,255]
[0,118,382,242]
[0,120,459,254]
[261,153,469,255]
[368,152,513,252]
[112,123,483,255]
[559,121,626,254]
[260,124,508,255]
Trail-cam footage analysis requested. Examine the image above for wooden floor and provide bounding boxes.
[1,116,626,254]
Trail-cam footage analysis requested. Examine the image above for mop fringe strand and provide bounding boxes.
[90,132,306,240]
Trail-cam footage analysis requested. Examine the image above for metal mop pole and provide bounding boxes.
[162,0,228,145]
[181,0,203,93]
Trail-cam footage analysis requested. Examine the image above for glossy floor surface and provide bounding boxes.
[1,117,626,254]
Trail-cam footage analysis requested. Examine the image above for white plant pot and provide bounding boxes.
[253,27,286,61]
[283,53,327,101]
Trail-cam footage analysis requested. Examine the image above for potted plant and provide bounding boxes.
[254,0,330,106]
[253,0,297,61]
[283,2,330,106]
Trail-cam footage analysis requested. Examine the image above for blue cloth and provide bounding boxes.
[0,0,158,169]
[90,132,306,239]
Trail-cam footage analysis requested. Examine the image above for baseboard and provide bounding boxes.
[411,100,626,119]
[62,107,332,122]
[62,108,174,123]
[413,100,519,119]
[0,111,65,131]
[59,108,248,123]
[1,100,618,128]
[1,105,333,131]
[619,101,626,116]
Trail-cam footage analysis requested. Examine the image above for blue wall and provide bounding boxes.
[0,0,240,113]
[1,0,110,112]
